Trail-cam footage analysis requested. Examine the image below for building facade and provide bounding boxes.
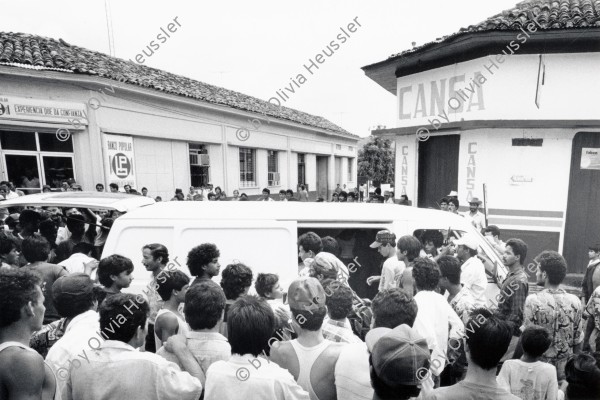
[0,33,358,202]
[363,0,600,272]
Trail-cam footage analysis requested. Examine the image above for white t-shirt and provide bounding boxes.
[379,257,405,291]
[205,354,309,400]
[460,256,488,307]
[59,253,96,274]
[497,360,559,400]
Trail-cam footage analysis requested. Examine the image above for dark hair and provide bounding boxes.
[412,257,441,291]
[0,269,42,328]
[347,192,355,200]
[300,185,306,190]
[99,294,149,342]
[286,189,294,196]
[396,235,422,262]
[109,183,119,190]
[255,273,279,298]
[185,281,226,330]
[439,197,449,205]
[22,236,51,263]
[448,198,459,208]
[465,308,511,370]
[228,295,274,357]
[187,243,220,276]
[369,355,421,400]
[484,225,500,238]
[93,285,108,306]
[66,213,85,233]
[291,305,327,331]
[565,353,600,400]
[142,187,148,191]
[298,232,323,255]
[536,250,567,285]
[438,255,461,285]
[262,188,270,195]
[323,280,353,320]
[278,190,286,195]
[521,326,552,358]
[72,242,94,255]
[220,263,253,300]
[19,210,41,226]
[142,243,169,264]
[372,289,417,328]
[420,230,443,249]
[156,270,190,301]
[96,183,104,189]
[321,236,340,256]
[53,274,95,319]
[0,233,17,256]
[505,238,528,264]
[589,244,600,252]
[97,255,134,287]
[207,193,216,200]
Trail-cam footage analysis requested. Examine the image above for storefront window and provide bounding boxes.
[1,130,75,192]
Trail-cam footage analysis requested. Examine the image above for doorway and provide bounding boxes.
[417,135,460,209]
[316,156,328,200]
[563,132,600,273]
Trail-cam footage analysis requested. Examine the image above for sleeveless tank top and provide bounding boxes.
[0,341,61,400]
[154,309,190,350]
[289,339,331,400]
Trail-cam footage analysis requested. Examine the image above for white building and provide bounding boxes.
[0,32,358,201]
[362,0,600,272]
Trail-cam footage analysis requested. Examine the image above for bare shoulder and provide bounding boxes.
[270,340,294,358]
[0,347,45,388]
[322,342,345,361]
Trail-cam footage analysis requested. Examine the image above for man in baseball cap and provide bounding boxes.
[454,233,487,307]
[366,324,431,399]
[271,277,342,400]
[46,273,99,397]
[367,231,405,292]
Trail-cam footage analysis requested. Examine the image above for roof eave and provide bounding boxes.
[362,28,600,94]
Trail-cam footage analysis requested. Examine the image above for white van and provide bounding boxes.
[102,201,507,299]
[0,193,507,300]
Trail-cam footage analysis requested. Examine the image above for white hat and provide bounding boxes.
[454,233,479,251]
[447,190,458,197]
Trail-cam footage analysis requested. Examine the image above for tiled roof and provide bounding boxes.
[0,32,356,138]
[389,0,600,59]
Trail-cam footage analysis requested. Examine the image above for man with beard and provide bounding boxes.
[494,239,529,361]
[464,197,486,232]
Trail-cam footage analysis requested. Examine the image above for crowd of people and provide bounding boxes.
[1,209,600,400]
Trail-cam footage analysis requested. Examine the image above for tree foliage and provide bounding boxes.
[358,136,395,184]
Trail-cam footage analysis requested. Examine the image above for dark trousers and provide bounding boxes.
[145,323,156,353]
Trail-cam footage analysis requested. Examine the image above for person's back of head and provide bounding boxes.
[465,308,512,370]
[288,277,327,332]
[156,270,190,302]
[520,326,552,359]
[366,324,429,400]
[412,257,441,291]
[228,295,274,357]
[184,281,226,331]
[565,352,600,400]
[321,236,340,257]
[372,288,418,328]
[396,235,422,262]
[99,293,149,344]
[19,209,41,230]
[437,255,461,286]
[97,254,134,288]
[72,242,94,256]
[53,273,95,319]
[66,213,86,235]
[536,250,567,285]
[0,269,42,329]
[22,236,51,263]
[322,279,353,320]
[220,263,253,301]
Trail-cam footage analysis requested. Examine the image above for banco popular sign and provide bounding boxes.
[103,134,137,189]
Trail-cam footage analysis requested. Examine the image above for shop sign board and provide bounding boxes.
[103,134,137,190]
[0,95,87,124]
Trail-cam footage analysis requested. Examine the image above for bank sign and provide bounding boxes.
[103,134,137,190]
[0,95,87,124]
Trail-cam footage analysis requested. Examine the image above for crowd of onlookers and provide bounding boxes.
[1,212,600,400]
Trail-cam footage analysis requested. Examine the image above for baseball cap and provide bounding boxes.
[454,233,479,251]
[287,277,326,312]
[366,324,430,386]
[52,273,94,302]
[370,230,397,248]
